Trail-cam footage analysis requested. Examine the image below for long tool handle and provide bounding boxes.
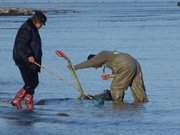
[67,65,85,98]
[55,50,87,99]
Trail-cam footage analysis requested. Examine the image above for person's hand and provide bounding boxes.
[28,56,35,64]
[101,73,112,80]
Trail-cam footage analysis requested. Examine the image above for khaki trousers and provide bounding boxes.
[110,62,148,103]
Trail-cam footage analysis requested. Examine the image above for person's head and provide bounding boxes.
[31,10,47,29]
[87,54,103,69]
[87,54,96,60]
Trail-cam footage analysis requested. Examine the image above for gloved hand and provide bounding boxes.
[101,73,112,80]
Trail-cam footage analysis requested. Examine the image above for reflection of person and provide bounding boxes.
[11,11,47,111]
[74,50,148,104]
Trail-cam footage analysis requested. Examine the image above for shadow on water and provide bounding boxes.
[0,102,71,126]
[35,98,73,105]
[0,98,144,126]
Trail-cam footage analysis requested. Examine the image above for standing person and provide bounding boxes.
[11,10,47,111]
[73,50,148,104]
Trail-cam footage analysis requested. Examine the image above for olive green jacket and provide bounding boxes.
[74,50,137,74]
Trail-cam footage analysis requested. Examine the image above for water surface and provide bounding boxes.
[0,0,180,135]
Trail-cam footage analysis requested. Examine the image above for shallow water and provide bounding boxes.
[0,0,180,135]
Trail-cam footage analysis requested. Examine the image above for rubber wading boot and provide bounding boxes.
[11,89,26,110]
[24,94,33,111]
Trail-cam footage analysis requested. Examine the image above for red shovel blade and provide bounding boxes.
[56,50,65,57]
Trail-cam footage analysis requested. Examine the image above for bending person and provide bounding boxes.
[73,50,148,104]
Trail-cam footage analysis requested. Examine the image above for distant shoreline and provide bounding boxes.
[0,7,78,16]
[0,8,33,16]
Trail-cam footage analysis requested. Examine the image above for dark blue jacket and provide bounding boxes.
[13,18,42,72]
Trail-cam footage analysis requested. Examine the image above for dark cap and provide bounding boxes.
[87,54,96,60]
[33,10,47,25]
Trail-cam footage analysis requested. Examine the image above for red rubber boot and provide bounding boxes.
[24,94,34,111]
[11,89,26,110]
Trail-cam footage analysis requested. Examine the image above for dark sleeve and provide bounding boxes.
[30,30,42,63]
[74,51,107,70]
[15,27,32,63]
